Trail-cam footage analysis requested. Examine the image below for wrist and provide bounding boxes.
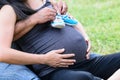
[29,14,38,26]
[37,54,47,65]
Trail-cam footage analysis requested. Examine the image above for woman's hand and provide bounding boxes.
[52,0,68,14]
[85,37,91,59]
[73,22,92,59]
[31,7,57,24]
[44,49,76,68]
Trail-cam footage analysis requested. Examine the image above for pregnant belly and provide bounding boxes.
[16,26,87,63]
[34,27,88,63]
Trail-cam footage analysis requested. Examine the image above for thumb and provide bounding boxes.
[86,53,90,59]
[51,1,59,12]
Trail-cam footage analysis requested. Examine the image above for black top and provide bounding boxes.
[14,0,87,77]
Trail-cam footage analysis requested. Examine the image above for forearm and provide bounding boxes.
[14,16,37,41]
[50,0,56,3]
[0,48,45,65]
[74,22,89,39]
[74,22,91,57]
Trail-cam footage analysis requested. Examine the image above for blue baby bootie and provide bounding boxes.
[51,15,65,28]
[62,15,78,26]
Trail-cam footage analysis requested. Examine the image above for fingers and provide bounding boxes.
[47,9,57,17]
[61,1,68,14]
[61,59,76,63]
[48,8,57,14]
[53,48,75,59]
[61,53,75,58]
[48,15,56,21]
[55,59,76,67]
[57,0,63,13]
[45,8,57,21]
[86,52,90,59]
[50,0,68,14]
[57,63,74,67]
[48,49,76,68]
[53,48,65,53]
[86,40,91,59]
[57,65,69,67]
[57,0,68,14]
[86,40,91,53]
[51,2,59,12]
[37,7,56,22]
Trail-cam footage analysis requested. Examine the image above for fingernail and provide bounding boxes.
[61,48,65,51]
[71,63,74,65]
[74,60,76,62]
[62,48,65,50]
[72,54,75,56]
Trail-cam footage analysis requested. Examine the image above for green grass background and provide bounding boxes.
[65,0,120,55]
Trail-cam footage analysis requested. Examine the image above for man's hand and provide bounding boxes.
[32,7,57,24]
[44,49,76,68]
[51,0,68,14]
[14,7,57,41]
